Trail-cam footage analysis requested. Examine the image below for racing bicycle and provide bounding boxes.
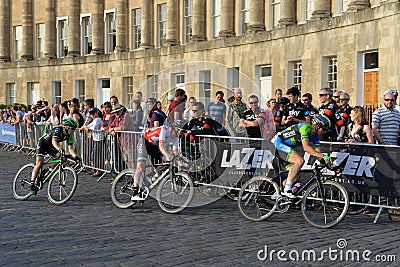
[13,155,81,205]
[111,154,194,214]
[237,157,349,228]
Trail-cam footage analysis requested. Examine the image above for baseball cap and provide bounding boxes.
[146,98,157,104]
[89,108,98,114]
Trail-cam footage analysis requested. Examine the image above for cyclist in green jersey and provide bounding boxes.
[271,114,332,198]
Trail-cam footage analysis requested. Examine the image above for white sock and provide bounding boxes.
[284,182,294,192]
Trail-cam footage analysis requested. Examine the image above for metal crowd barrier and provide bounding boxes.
[4,123,400,223]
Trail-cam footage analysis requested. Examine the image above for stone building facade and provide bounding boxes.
[0,0,399,109]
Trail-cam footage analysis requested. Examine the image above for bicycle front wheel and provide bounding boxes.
[157,171,194,214]
[302,180,349,229]
[237,177,279,222]
[13,163,35,200]
[47,167,78,205]
[110,169,137,209]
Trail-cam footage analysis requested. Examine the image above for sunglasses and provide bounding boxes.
[302,99,310,102]
[333,96,340,98]
[319,94,329,97]
[385,99,395,102]
[192,110,199,112]
[339,99,349,101]
[249,101,258,105]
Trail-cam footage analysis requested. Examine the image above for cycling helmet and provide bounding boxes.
[383,89,398,97]
[62,118,79,129]
[312,114,331,128]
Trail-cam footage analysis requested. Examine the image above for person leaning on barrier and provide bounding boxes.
[372,92,400,145]
[226,88,248,137]
[29,118,80,194]
[282,87,310,129]
[301,93,318,118]
[146,97,166,128]
[274,97,289,132]
[345,106,373,144]
[239,95,264,138]
[271,114,333,199]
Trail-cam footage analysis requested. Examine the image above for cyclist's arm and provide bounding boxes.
[301,139,324,160]
[68,144,77,158]
[52,137,62,152]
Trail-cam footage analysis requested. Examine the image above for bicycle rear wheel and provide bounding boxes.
[110,169,137,209]
[47,167,78,205]
[13,163,35,200]
[302,180,349,229]
[157,171,194,214]
[237,177,279,222]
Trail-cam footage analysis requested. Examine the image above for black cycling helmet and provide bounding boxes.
[277,97,289,105]
[62,118,79,129]
[312,114,331,128]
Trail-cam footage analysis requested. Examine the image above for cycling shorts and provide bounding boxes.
[137,137,164,165]
[36,139,58,158]
[272,135,296,166]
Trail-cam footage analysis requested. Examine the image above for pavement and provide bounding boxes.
[0,150,399,266]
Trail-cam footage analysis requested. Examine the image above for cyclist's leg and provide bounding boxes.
[31,149,45,183]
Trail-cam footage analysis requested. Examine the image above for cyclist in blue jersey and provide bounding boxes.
[271,114,332,198]
[29,118,80,193]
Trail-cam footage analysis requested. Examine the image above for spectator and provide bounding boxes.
[81,98,95,129]
[83,108,104,177]
[345,106,373,144]
[318,87,343,141]
[206,91,226,126]
[79,102,85,115]
[147,98,166,128]
[226,88,248,137]
[274,89,283,111]
[282,87,310,128]
[12,105,25,125]
[132,99,144,131]
[71,98,79,108]
[184,97,196,121]
[59,101,71,121]
[135,91,149,126]
[332,90,343,104]
[240,95,264,138]
[267,98,277,116]
[156,101,163,111]
[302,93,318,118]
[110,95,119,107]
[274,97,289,132]
[384,89,400,113]
[101,101,115,131]
[337,92,352,141]
[168,88,186,123]
[109,104,136,168]
[46,106,60,126]
[372,92,400,145]
[69,105,85,128]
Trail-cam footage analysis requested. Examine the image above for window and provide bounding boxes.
[105,9,116,54]
[183,0,193,43]
[327,57,337,91]
[14,26,22,61]
[36,24,45,59]
[57,17,68,58]
[342,0,350,12]
[211,0,221,38]
[174,73,185,90]
[29,83,40,105]
[7,83,16,104]
[81,15,92,55]
[199,70,211,104]
[240,0,250,35]
[227,67,239,90]
[271,0,281,28]
[292,61,302,92]
[76,80,85,103]
[148,75,158,99]
[123,77,134,108]
[364,52,379,70]
[54,82,62,104]
[302,0,314,21]
[157,4,167,47]
[132,8,142,49]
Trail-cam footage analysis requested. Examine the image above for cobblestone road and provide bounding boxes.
[1,150,399,266]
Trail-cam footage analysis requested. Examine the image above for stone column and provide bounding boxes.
[140,0,153,48]
[219,0,235,37]
[67,0,80,57]
[278,0,296,26]
[248,0,265,33]
[348,0,369,12]
[21,0,34,60]
[44,0,56,59]
[311,0,330,20]
[91,0,104,55]
[0,0,11,61]
[191,0,206,42]
[116,0,128,51]
[165,0,178,45]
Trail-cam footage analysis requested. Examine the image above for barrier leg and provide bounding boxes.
[373,207,383,224]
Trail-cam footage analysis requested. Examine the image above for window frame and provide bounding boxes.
[211,0,221,39]
[131,8,142,50]
[183,0,193,44]
[80,14,92,56]
[270,0,281,29]
[7,83,16,104]
[13,25,22,61]
[104,9,116,54]
[56,16,69,58]
[157,3,167,47]
[239,0,250,35]
[36,23,45,59]
[327,57,338,91]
